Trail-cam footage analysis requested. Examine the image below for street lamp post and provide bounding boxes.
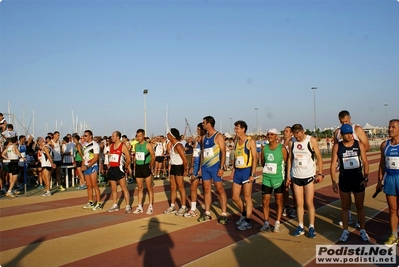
[143,89,148,135]
[311,87,317,135]
[255,108,259,135]
[384,103,388,125]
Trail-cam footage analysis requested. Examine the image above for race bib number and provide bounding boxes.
[343,156,360,169]
[109,154,119,163]
[263,163,277,174]
[136,152,145,161]
[203,148,214,158]
[193,148,200,158]
[386,156,399,170]
[295,154,307,168]
[235,156,244,167]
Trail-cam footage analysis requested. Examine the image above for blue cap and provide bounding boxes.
[340,124,353,134]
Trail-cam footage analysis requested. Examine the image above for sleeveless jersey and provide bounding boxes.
[338,140,362,174]
[384,140,399,175]
[52,140,62,161]
[109,142,125,171]
[83,141,99,166]
[234,137,252,169]
[7,144,19,160]
[135,142,151,165]
[155,142,165,157]
[39,145,52,167]
[202,131,221,168]
[262,143,285,179]
[170,142,183,165]
[74,145,83,162]
[18,144,27,167]
[291,135,315,178]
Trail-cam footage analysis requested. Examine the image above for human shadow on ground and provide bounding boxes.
[137,217,175,267]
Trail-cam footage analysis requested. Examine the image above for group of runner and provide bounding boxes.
[1,111,399,248]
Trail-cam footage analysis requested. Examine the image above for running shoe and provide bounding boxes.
[133,207,143,214]
[218,215,228,225]
[355,222,360,229]
[146,206,153,215]
[339,230,349,242]
[274,222,281,233]
[107,204,119,212]
[183,210,198,218]
[293,226,305,237]
[308,226,316,238]
[163,206,176,215]
[197,213,212,222]
[92,203,103,211]
[37,184,44,189]
[59,185,66,192]
[175,207,188,216]
[75,185,82,189]
[13,190,21,195]
[259,222,271,232]
[82,202,94,209]
[125,205,132,214]
[42,191,51,197]
[289,208,297,218]
[6,191,16,198]
[360,230,370,242]
[236,215,246,226]
[385,234,398,247]
[80,184,87,190]
[237,220,252,231]
[338,217,354,226]
[282,207,288,217]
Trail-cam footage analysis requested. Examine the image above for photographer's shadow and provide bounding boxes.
[138,217,175,267]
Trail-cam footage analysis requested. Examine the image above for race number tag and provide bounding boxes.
[109,154,119,163]
[263,163,277,174]
[235,156,244,167]
[343,156,360,169]
[203,148,214,158]
[193,148,200,158]
[295,154,307,168]
[386,156,399,170]
[136,152,145,161]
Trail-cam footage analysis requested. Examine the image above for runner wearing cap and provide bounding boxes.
[260,128,288,232]
[330,124,370,242]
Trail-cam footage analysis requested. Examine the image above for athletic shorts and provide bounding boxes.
[7,162,19,175]
[383,174,399,196]
[107,167,125,181]
[75,161,82,168]
[201,165,222,182]
[292,176,314,187]
[338,172,365,193]
[54,161,62,167]
[83,164,98,175]
[42,166,52,172]
[155,156,164,163]
[262,174,284,189]
[170,164,184,176]
[233,167,252,185]
[135,164,152,179]
[262,183,285,194]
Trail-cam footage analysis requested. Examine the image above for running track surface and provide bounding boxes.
[1,151,398,267]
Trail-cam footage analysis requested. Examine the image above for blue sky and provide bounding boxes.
[1,0,398,138]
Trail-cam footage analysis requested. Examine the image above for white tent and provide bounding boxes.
[363,123,378,130]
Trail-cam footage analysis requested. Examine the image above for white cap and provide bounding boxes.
[268,128,279,135]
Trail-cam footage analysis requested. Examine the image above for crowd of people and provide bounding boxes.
[1,111,399,247]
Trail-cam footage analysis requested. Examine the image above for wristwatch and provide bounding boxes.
[364,177,369,182]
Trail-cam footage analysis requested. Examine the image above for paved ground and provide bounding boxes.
[1,151,398,267]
